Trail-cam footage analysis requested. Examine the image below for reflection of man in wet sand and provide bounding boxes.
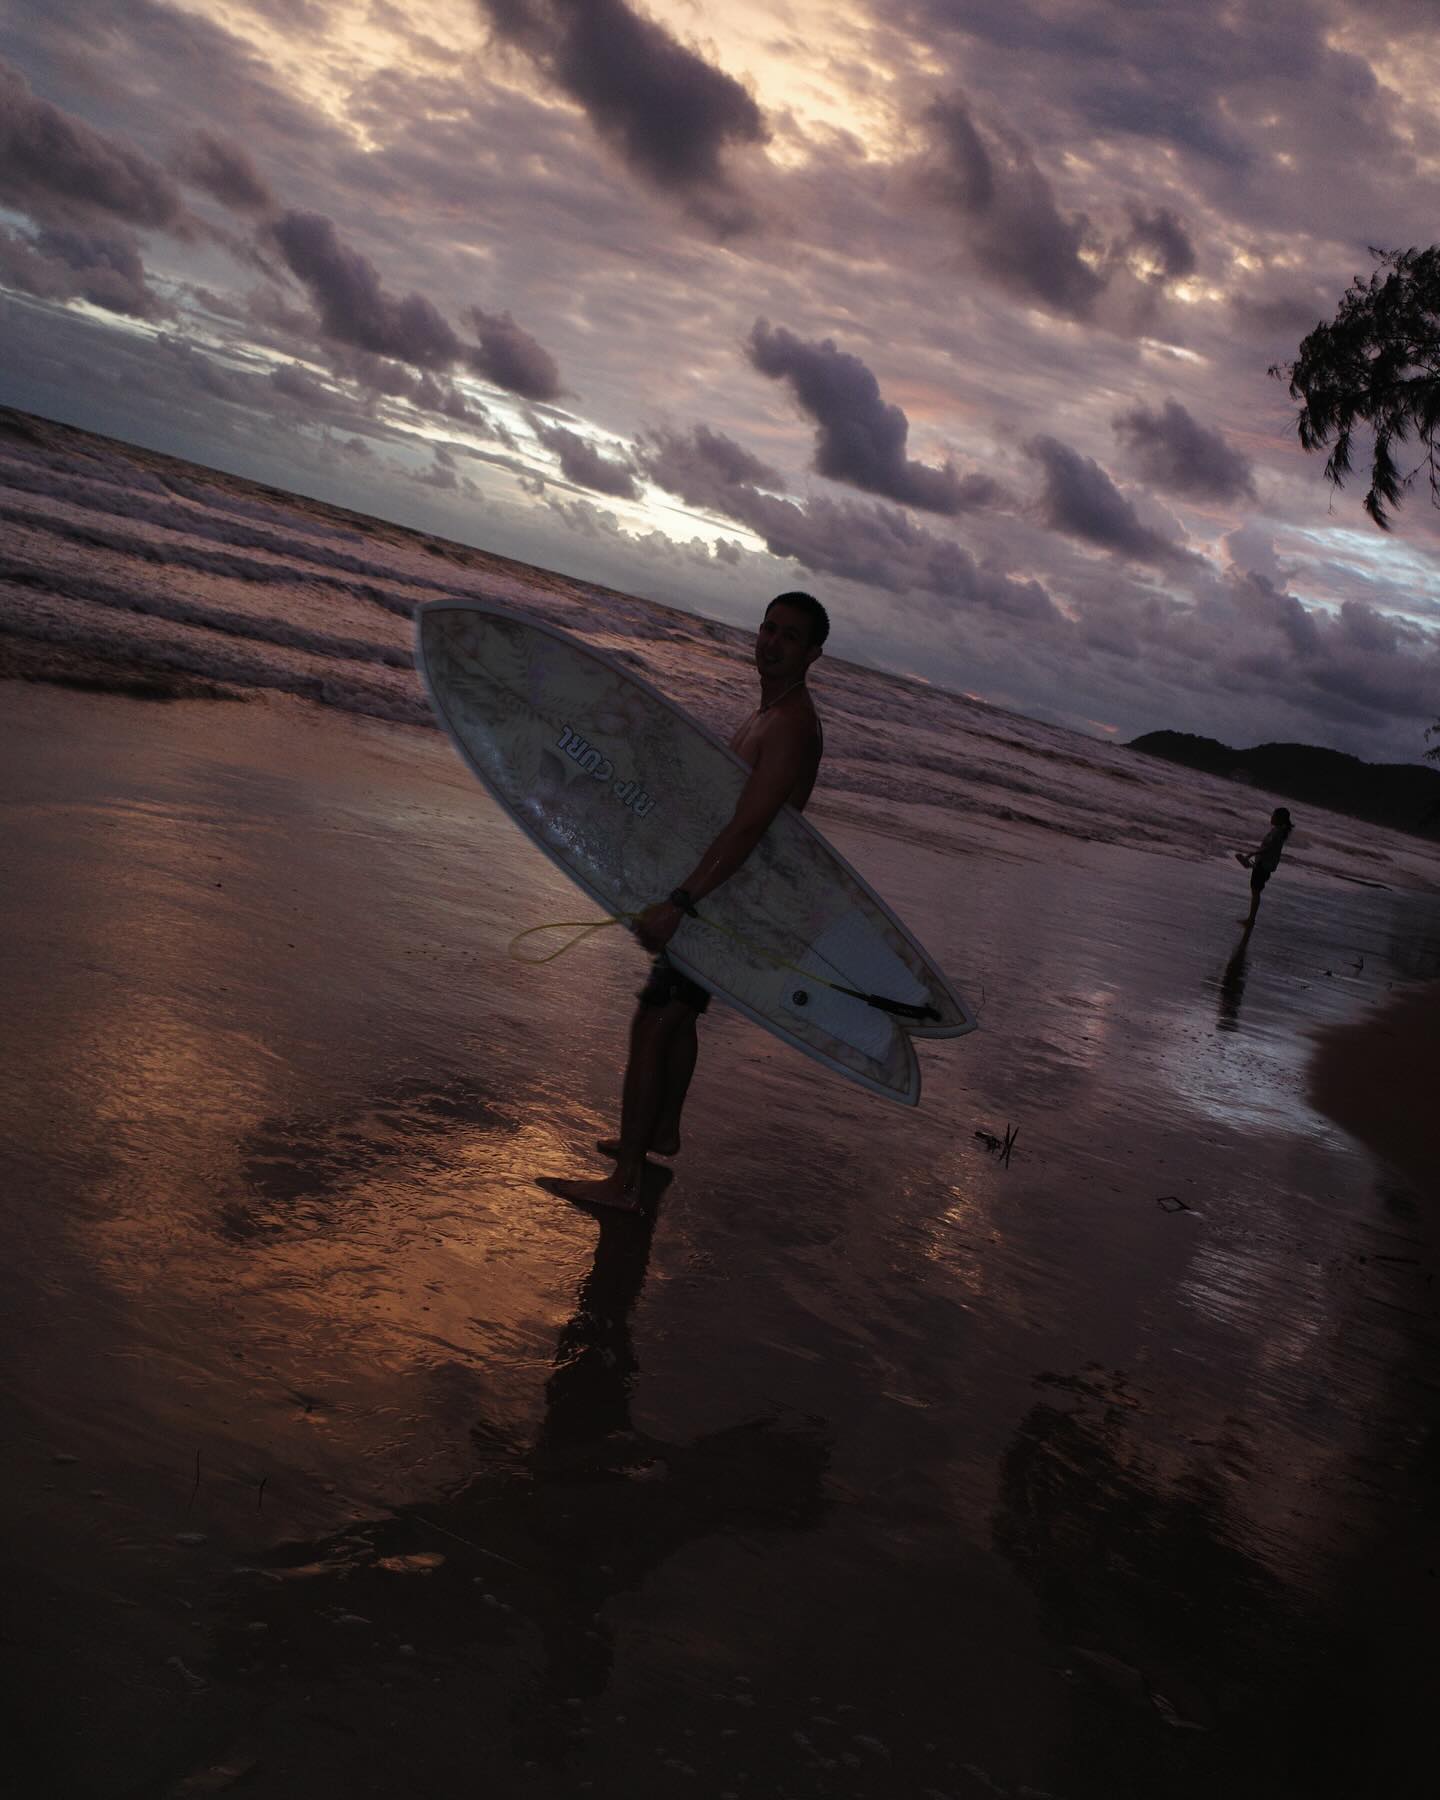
[552,592,829,1213]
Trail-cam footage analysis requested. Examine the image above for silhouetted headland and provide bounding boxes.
[1129,730,1440,840]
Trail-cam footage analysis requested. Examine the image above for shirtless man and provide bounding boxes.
[551,591,829,1213]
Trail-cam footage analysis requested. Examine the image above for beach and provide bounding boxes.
[3,412,1440,1798]
[2,665,1438,1800]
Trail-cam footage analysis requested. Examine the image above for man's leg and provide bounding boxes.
[654,1006,699,1149]
[599,1004,698,1159]
[555,998,696,1211]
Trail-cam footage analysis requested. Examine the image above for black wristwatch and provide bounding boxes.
[668,887,698,916]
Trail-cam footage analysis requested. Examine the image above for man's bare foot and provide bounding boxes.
[541,1171,646,1214]
[596,1134,680,1159]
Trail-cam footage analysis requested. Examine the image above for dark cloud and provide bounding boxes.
[1120,205,1196,281]
[1112,399,1257,503]
[903,0,1379,171]
[272,342,498,437]
[1028,435,1182,563]
[413,371,490,428]
[323,343,424,398]
[0,227,74,305]
[737,490,1059,622]
[640,423,1054,621]
[269,361,331,407]
[747,320,1000,515]
[1338,598,1399,655]
[1232,569,1320,658]
[1071,65,1251,172]
[925,94,1104,320]
[150,334,255,404]
[635,423,785,511]
[0,57,187,232]
[476,0,767,231]
[534,421,638,498]
[465,306,562,401]
[1227,287,1331,343]
[268,210,462,369]
[36,225,163,317]
[175,129,275,214]
[0,221,163,317]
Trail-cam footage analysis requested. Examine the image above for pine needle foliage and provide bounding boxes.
[1274,246,1440,531]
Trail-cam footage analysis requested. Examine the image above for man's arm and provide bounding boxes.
[634,718,816,951]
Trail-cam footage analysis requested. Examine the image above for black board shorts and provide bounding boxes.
[1250,865,1272,893]
[638,954,711,1014]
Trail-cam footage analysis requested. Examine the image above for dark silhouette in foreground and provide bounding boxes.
[1274,245,1440,530]
[548,592,829,1213]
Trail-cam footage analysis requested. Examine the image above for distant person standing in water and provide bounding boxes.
[551,592,829,1215]
[1236,806,1293,931]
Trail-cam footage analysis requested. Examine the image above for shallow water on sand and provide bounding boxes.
[3,682,1439,1799]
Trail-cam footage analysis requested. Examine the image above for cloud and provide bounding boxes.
[465,305,562,401]
[0,221,164,317]
[268,210,462,369]
[476,0,767,231]
[175,130,275,214]
[925,94,1104,320]
[1028,434,1183,563]
[640,421,1055,621]
[0,57,187,232]
[413,371,491,428]
[149,333,256,404]
[270,361,331,407]
[1120,205,1196,282]
[1111,399,1257,503]
[636,422,785,511]
[534,421,638,498]
[746,320,1000,515]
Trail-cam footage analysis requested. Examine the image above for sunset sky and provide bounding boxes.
[2,0,1438,761]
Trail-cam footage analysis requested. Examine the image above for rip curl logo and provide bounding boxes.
[556,725,657,818]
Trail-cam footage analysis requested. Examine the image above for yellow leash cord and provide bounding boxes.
[506,910,942,1022]
[507,914,638,964]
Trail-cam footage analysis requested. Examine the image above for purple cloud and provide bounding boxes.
[1112,398,1257,503]
[747,320,1000,515]
[636,423,785,511]
[0,57,187,232]
[1121,205,1196,281]
[925,94,1103,319]
[640,420,1053,620]
[465,306,562,401]
[534,421,638,498]
[268,210,462,369]
[175,129,275,215]
[476,0,767,230]
[0,221,163,317]
[1028,435,1183,563]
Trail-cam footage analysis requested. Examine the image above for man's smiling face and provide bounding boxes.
[756,600,821,684]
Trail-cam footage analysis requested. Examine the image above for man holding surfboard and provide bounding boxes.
[552,592,830,1213]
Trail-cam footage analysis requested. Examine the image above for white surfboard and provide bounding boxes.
[416,600,976,1104]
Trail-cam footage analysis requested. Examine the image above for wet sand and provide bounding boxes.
[3,680,1439,1800]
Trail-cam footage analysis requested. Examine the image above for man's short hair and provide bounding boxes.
[768,590,830,648]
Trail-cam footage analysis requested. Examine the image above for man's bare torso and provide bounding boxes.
[729,688,823,811]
